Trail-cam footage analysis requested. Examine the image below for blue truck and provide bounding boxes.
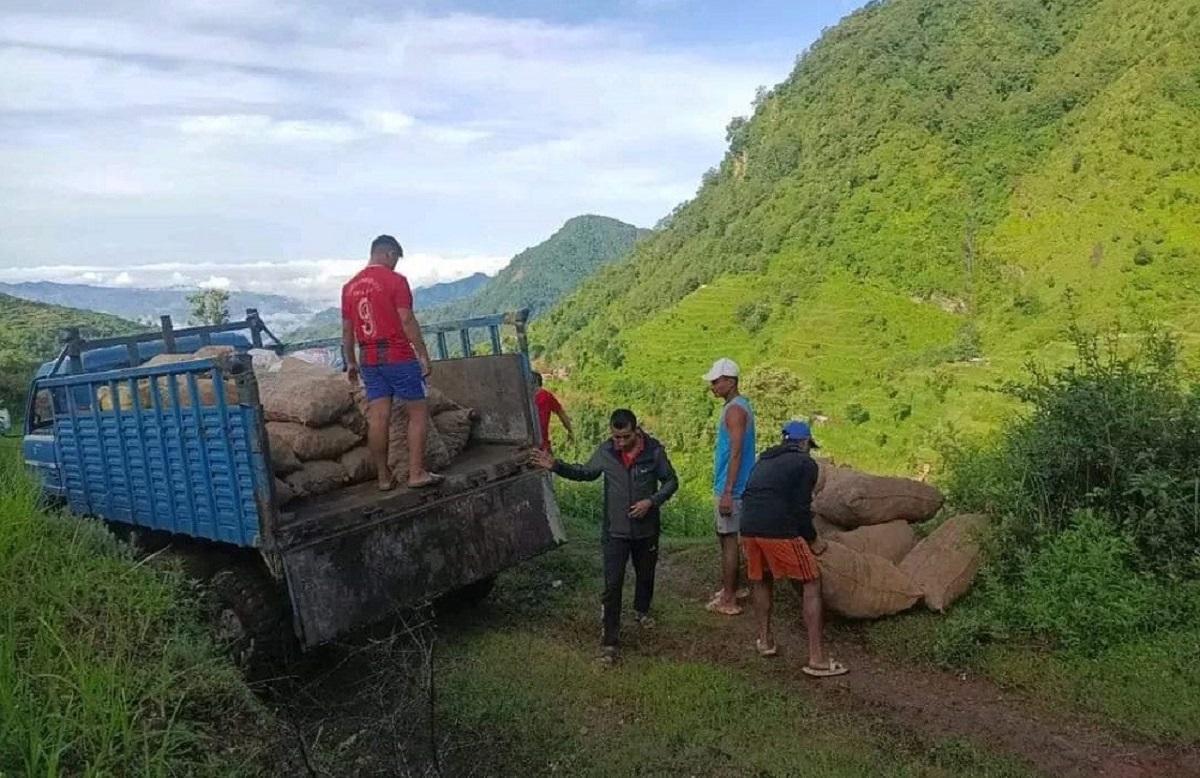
[22,309,565,669]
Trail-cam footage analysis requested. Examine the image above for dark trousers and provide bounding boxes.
[602,535,659,646]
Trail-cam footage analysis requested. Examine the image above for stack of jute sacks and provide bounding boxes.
[810,460,988,618]
[98,345,476,505]
[253,354,476,505]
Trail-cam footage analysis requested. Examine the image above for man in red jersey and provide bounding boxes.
[531,371,574,454]
[342,234,443,490]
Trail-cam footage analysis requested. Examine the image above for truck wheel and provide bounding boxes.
[208,562,295,681]
[443,575,497,608]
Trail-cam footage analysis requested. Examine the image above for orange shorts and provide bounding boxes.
[741,536,821,582]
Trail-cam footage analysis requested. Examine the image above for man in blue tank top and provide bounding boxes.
[704,357,756,616]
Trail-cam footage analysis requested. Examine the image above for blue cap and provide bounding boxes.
[782,420,819,448]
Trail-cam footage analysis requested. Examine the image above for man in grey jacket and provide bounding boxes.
[531,408,679,664]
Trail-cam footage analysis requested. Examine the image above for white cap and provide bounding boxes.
[703,357,740,382]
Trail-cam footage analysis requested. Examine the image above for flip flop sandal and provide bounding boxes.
[755,639,778,657]
[705,597,743,616]
[802,658,848,678]
[407,473,445,489]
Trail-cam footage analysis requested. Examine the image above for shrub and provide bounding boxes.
[944,320,1200,579]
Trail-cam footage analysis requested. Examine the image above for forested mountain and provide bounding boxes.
[0,293,144,410]
[426,215,648,321]
[0,282,314,328]
[532,0,1200,488]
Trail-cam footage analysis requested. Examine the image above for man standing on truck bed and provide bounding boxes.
[342,234,444,491]
[531,371,574,455]
[705,357,756,617]
[740,420,846,677]
[531,409,678,666]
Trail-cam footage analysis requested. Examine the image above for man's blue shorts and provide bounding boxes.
[361,361,427,403]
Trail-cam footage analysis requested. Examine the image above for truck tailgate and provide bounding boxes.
[276,444,565,646]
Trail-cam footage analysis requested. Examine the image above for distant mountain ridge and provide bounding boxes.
[0,282,315,332]
[426,214,648,322]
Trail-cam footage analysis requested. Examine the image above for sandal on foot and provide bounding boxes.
[712,587,751,601]
[377,478,397,492]
[635,612,656,629]
[705,597,743,616]
[802,658,848,678]
[596,646,617,666]
[755,639,778,657]
[407,472,445,489]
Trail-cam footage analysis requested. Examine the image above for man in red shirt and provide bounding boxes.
[342,234,443,490]
[532,371,574,454]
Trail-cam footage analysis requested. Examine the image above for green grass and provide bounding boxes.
[0,439,270,776]
[435,517,1032,778]
[861,607,1200,746]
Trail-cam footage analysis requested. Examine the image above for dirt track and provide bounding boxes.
[653,545,1200,778]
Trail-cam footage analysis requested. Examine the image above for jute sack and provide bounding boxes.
[813,457,835,495]
[812,465,859,526]
[387,410,451,476]
[434,408,475,460]
[284,460,348,498]
[339,446,377,485]
[340,407,367,438]
[267,428,303,476]
[275,477,296,506]
[813,515,842,538]
[257,357,354,427]
[832,520,917,564]
[817,539,922,619]
[96,375,240,411]
[819,470,944,528]
[899,514,989,612]
[266,421,361,462]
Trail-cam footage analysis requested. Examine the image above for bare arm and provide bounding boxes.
[342,318,358,381]
[555,408,575,437]
[398,307,431,363]
[723,403,748,496]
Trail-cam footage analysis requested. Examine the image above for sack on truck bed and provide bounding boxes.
[831,520,916,564]
[339,446,377,485]
[899,514,989,612]
[434,408,475,460]
[267,429,303,476]
[257,357,354,427]
[275,477,296,506]
[267,421,362,462]
[817,539,922,619]
[285,460,349,498]
[387,409,451,476]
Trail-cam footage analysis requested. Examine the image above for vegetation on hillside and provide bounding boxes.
[0,442,270,775]
[532,0,1200,477]
[0,293,143,413]
[428,214,648,322]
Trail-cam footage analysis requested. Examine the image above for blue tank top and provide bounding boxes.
[714,396,756,497]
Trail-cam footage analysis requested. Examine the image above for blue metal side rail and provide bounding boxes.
[37,354,273,548]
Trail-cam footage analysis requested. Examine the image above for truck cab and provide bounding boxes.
[22,308,566,664]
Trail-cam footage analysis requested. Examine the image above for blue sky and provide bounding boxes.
[0,0,860,302]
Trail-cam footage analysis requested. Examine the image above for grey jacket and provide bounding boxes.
[552,432,679,539]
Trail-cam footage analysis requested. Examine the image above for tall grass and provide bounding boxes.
[0,440,268,776]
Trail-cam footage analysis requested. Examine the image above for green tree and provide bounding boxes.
[187,289,230,326]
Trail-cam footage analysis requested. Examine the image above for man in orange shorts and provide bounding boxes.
[739,420,847,677]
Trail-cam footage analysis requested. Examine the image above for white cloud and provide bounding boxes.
[0,253,510,305]
[0,2,796,276]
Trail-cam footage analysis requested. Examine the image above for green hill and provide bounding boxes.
[0,293,143,410]
[429,214,648,321]
[533,0,1200,490]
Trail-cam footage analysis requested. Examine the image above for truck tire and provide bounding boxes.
[208,561,296,682]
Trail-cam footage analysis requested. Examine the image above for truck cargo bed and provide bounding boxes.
[277,443,531,549]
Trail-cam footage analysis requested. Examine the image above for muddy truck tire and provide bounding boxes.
[207,560,297,682]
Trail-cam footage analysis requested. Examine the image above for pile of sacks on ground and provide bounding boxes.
[97,345,476,506]
[811,460,988,617]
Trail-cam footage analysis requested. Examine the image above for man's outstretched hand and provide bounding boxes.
[529,449,555,470]
[346,364,360,385]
